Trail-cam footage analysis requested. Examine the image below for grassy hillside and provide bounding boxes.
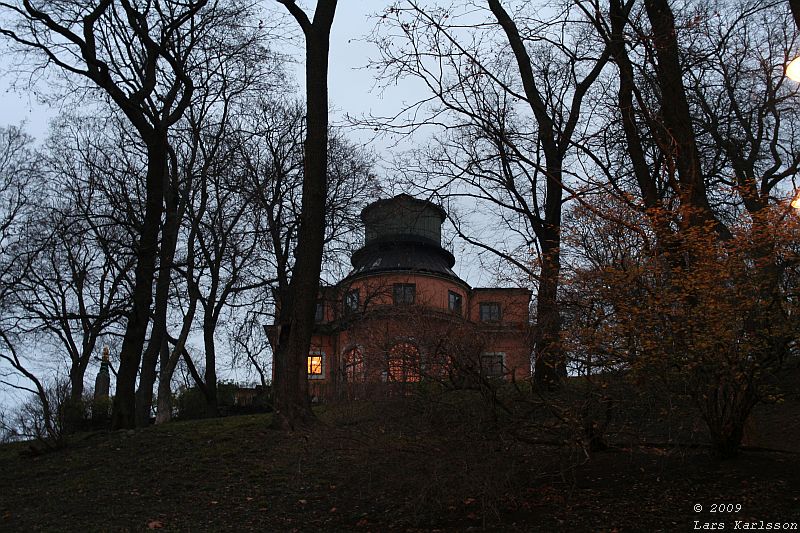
[1,372,799,532]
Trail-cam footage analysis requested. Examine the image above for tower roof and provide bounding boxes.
[360,193,447,223]
[359,193,447,248]
[344,194,465,284]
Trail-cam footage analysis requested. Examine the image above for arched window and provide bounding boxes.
[425,349,451,379]
[387,342,421,383]
[341,347,365,383]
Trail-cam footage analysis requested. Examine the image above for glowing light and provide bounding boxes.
[307,355,323,375]
[787,57,800,82]
[342,347,365,383]
[387,342,420,383]
[792,190,800,210]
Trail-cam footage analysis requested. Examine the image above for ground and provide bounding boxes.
[1,370,799,532]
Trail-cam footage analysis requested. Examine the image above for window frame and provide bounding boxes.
[344,288,360,314]
[448,290,462,315]
[392,283,416,305]
[341,346,366,383]
[307,351,326,380]
[480,352,506,378]
[479,302,501,322]
[386,341,421,383]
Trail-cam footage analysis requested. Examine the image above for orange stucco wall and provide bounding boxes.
[305,271,532,389]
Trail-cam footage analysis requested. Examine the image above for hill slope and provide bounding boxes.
[1,380,799,532]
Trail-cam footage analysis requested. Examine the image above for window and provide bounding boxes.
[387,342,420,383]
[344,289,360,314]
[426,351,451,378]
[479,302,501,322]
[341,347,365,383]
[393,283,416,305]
[314,301,324,323]
[480,353,505,378]
[448,291,462,314]
[307,352,325,379]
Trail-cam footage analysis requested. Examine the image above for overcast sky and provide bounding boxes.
[0,2,404,146]
[0,0,496,287]
[0,1,523,404]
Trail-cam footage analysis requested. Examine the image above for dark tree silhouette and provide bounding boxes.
[271,0,338,430]
[369,0,612,386]
[0,0,221,428]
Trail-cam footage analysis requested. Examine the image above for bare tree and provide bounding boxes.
[270,0,338,430]
[368,0,613,386]
[234,94,377,422]
[0,0,272,428]
[173,116,274,418]
[0,125,61,443]
[135,23,278,424]
[12,202,129,429]
[226,307,272,388]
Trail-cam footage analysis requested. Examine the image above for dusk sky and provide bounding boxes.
[0,2,414,149]
[3,0,497,286]
[0,0,496,318]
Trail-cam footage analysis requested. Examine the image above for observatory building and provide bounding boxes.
[275,194,531,397]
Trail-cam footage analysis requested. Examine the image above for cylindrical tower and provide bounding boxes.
[348,194,460,281]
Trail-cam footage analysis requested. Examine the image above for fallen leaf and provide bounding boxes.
[146,520,164,529]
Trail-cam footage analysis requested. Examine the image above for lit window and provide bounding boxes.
[479,302,501,322]
[387,342,420,382]
[342,347,365,383]
[448,291,462,314]
[393,283,416,305]
[344,289,360,314]
[480,353,505,378]
[307,353,325,379]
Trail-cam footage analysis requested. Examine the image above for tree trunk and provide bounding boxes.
[155,340,174,424]
[644,0,730,240]
[703,381,757,459]
[203,320,218,417]
[154,377,173,425]
[112,138,167,429]
[533,228,564,387]
[62,364,88,433]
[271,0,338,430]
[607,0,684,260]
[790,0,800,35]
[488,0,579,388]
[135,166,181,427]
[69,364,85,405]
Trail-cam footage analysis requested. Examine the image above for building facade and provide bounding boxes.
[273,194,532,398]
